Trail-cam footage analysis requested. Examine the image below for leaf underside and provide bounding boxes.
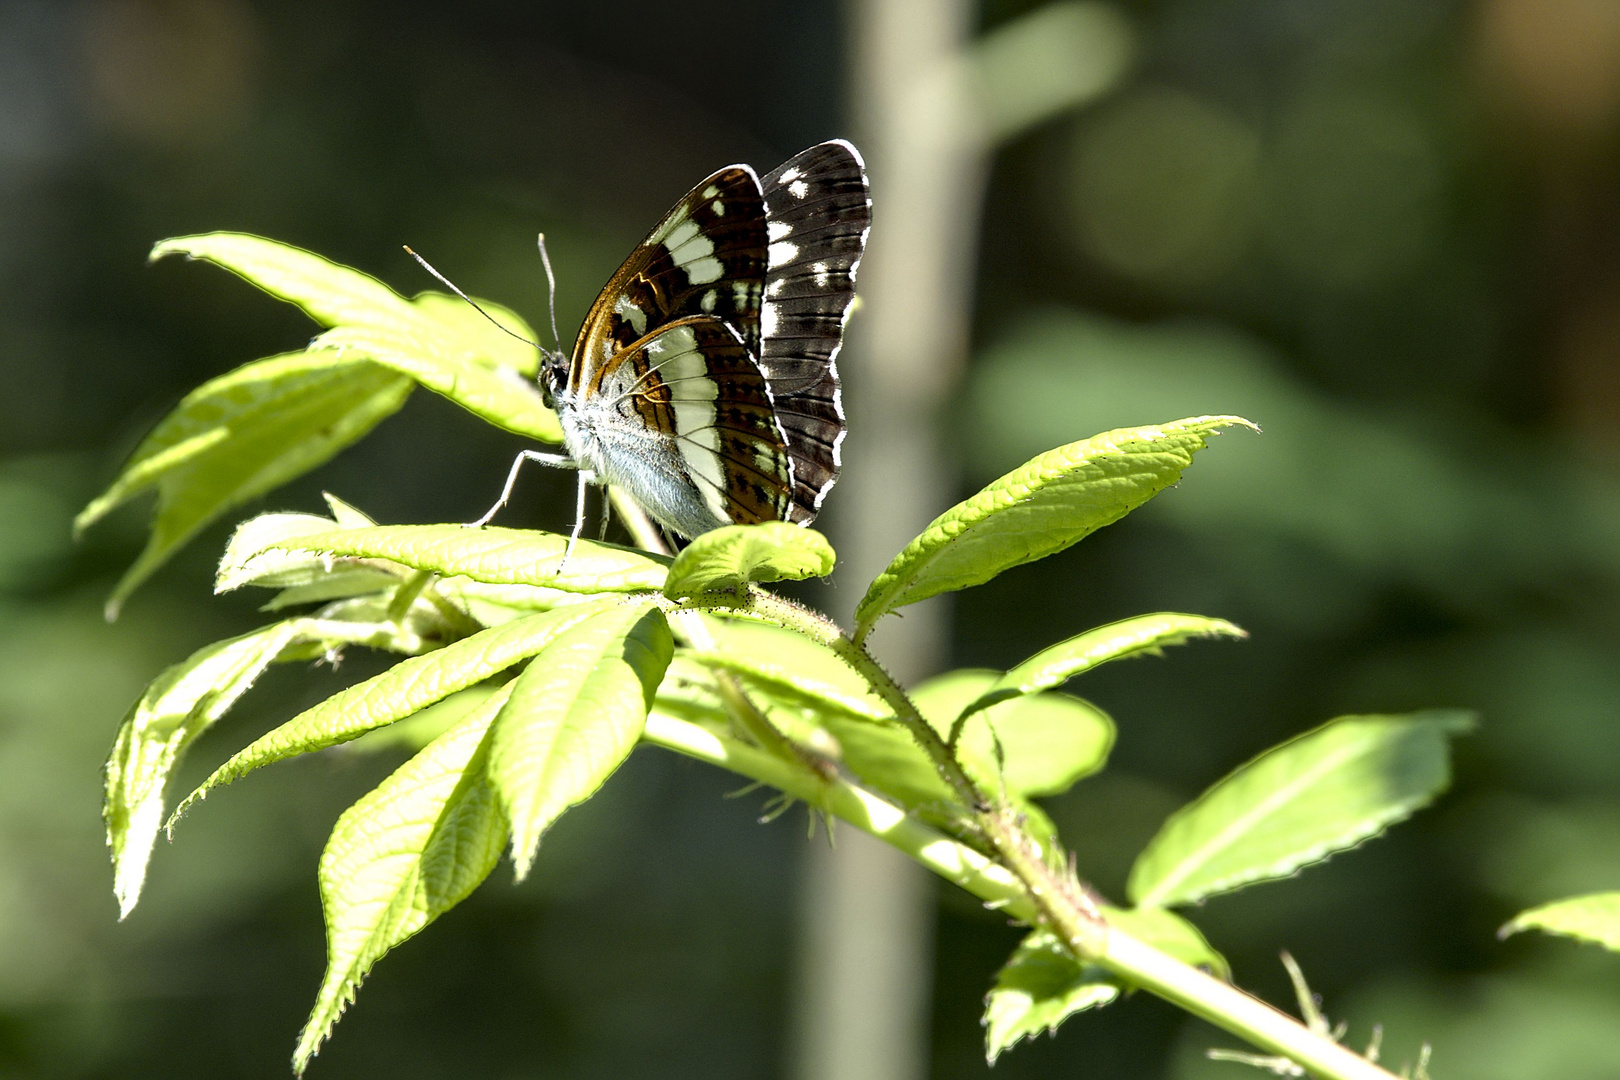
[1128,710,1474,908]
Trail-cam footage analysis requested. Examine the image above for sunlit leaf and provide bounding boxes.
[151,232,420,332]
[265,524,669,595]
[293,684,512,1075]
[1129,710,1474,908]
[958,613,1245,721]
[662,523,835,598]
[77,353,413,617]
[489,602,673,878]
[983,907,1226,1062]
[853,417,1254,640]
[173,601,620,820]
[106,620,335,917]
[410,291,541,377]
[914,669,1114,799]
[216,508,391,593]
[685,617,889,722]
[315,323,561,443]
[1501,893,1620,954]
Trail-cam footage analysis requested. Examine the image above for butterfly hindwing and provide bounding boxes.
[759,141,870,522]
[572,166,768,395]
[601,315,792,530]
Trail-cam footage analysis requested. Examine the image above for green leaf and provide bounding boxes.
[1128,710,1474,908]
[685,617,890,722]
[105,619,344,917]
[173,602,619,819]
[489,602,673,878]
[914,669,1114,799]
[78,353,413,617]
[152,232,421,332]
[265,524,670,595]
[853,416,1254,640]
[314,323,562,443]
[293,684,512,1075]
[410,291,541,377]
[216,507,388,593]
[662,523,835,598]
[1501,893,1620,954]
[958,613,1246,722]
[804,670,1110,853]
[983,907,1226,1062]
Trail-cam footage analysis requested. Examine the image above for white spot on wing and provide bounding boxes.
[761,302,780,337]
[684,256,723,284]
[768,241,799,267]
[778,167,800,184]
[812,261,829,286]
[767,220,792,241]
[614,295,648,336]
[788,180,809,199]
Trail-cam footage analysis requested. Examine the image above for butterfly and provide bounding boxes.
[472,141,870,547]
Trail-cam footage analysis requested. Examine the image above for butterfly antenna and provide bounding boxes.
[536,233,562,350]
[402,245,540,350]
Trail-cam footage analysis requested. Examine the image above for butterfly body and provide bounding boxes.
[491,142,869,542]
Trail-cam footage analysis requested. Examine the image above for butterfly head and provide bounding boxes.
[538,347,570,410]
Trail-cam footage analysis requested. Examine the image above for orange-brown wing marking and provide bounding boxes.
[571,166,768,397]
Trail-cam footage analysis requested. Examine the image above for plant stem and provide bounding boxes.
[643,710,1399,1080]
[608,492,1395,1078]
[734,589,1396,1079]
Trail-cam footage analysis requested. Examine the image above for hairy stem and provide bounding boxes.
[609,496,1394,1078]
[735,588,1395,1080]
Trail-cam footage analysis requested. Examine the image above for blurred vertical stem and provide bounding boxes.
[803,4,1135,1080]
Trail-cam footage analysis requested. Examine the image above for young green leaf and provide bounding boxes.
[914,669,1114,799]
[410,291,541,377]
[1128,710,1475,908]
[661,523,835,598]
[853,416,1254,641]
[957,613,1246,723]
[266,524,670,595]
[489,602,673,878]
[173,601,619,820]
[216,508,389,593]
[805,670,1109,853]
[262,569,404,612]
[77,354,413,617]
[314,324,562,443]
[983,907,1227,1062]
[293,683,513,1075]
[321,492,377,529]
[152,232,422,332]
[1500,893,1620,954]
[105,621,318,918]
[684,617,890,722]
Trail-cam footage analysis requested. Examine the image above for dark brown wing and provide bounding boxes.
[759,141,870,522]
[571,166,768,397]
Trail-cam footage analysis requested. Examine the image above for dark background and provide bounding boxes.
[3,1,1620,1077]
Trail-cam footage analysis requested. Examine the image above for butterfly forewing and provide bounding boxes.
[572,166,767,394]
[758,141,870,521]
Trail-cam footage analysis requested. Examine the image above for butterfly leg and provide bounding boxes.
[468,449,577,528]
[596,482,612,541]
[559,469,597,570]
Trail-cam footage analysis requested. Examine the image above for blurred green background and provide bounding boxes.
[4,0,1620,1077]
